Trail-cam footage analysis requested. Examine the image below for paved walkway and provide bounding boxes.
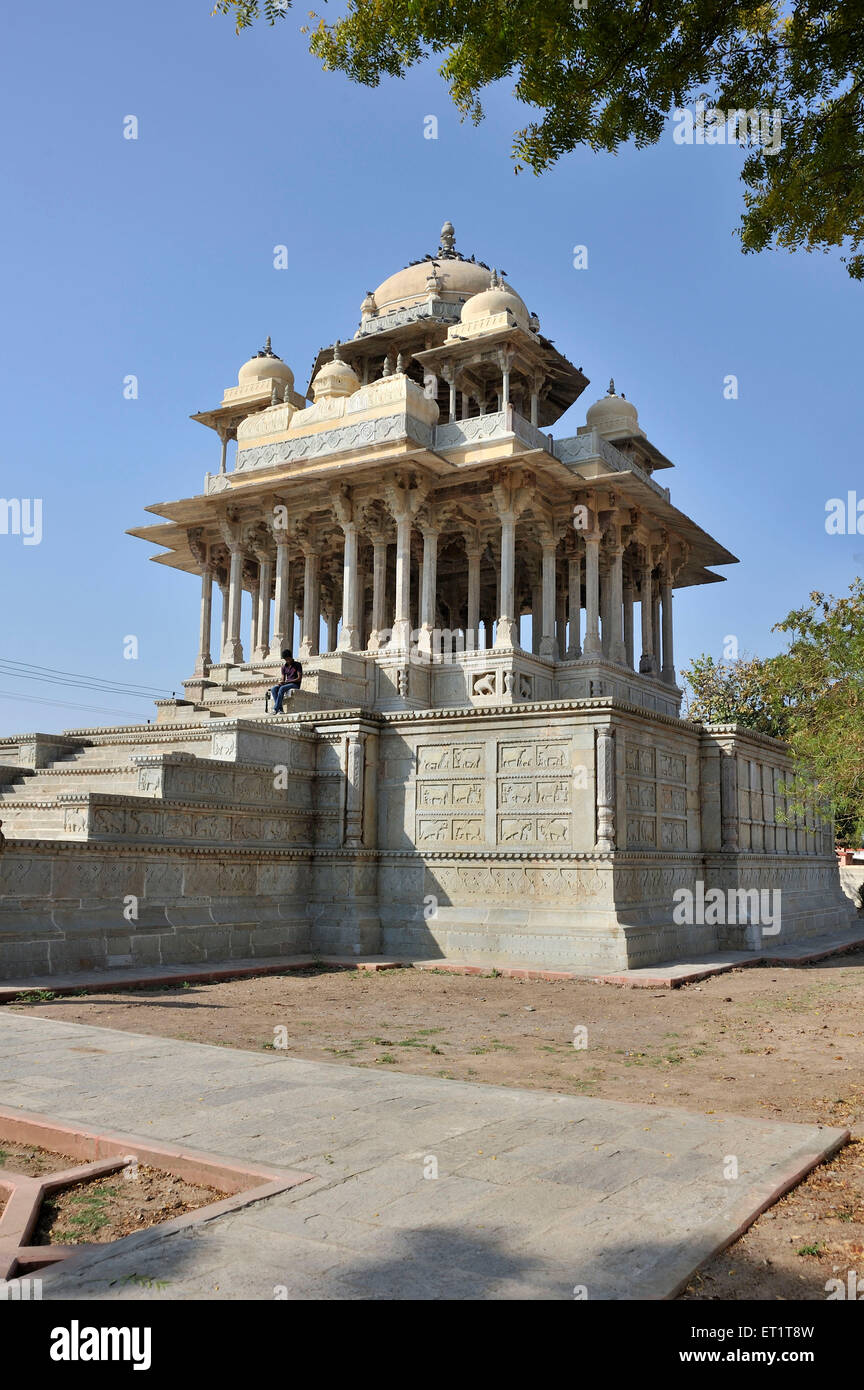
[0,1014,847,1300]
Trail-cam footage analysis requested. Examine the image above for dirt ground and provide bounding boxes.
[0,1138,223,1243]
[33,1165,222,1245]
[7,950,864,1297]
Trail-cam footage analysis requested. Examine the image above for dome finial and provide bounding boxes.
[608,377,616,396]
[265,335,273,355]
[332,339,342,362]
[439,220,456,256]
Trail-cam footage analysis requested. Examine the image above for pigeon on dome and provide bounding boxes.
[237,337,295,391]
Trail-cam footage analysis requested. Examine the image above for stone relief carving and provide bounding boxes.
[417,745,483,773]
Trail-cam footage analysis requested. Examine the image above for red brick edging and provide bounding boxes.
[0,1106,313,1282]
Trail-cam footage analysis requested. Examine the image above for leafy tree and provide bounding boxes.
[214,1,864,278]
[682,651,787,737]
[770,581,864,843]
[683,581,864,842]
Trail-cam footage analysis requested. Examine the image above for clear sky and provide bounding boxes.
[1,2,860,733]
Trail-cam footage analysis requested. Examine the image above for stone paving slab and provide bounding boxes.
[0,1013,848,1300]
[1,926,861,1002]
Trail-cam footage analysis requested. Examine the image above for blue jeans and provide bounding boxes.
[271,683,299,713]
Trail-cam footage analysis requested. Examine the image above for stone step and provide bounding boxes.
[1,773,140,801]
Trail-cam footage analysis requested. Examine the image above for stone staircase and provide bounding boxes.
[0,725,228,843]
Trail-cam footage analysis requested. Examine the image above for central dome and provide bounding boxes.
[371,221,517,315]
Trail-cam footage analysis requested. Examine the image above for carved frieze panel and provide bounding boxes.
[658,752,686,783]
[417,817,484,845]
[661,820,688,849]
[660,784,686,816]
[63,806,88,834]
[417,781,484,809]
[497,740,570,772]
[498,779,570,809]
[626,781,656,811]
[417,744,483,773]
[626,815,657,847]
[426,862,608,902]
[498,816,571,846]
[625,746,655,777]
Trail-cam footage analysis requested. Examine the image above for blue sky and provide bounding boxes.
[1,2,861,732]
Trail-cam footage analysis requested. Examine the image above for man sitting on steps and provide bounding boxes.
[270,649,303,713]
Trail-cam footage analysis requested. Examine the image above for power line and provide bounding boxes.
[0,659,170,700]
[0,690,147,719]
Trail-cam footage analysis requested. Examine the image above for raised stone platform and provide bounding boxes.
[0,698,856,982]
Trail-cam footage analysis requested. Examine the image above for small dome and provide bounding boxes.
[311,343,360,401]
[585,379,642,439]
[360,289,377,318]
[238,337,295,393]
[460,270,531,332]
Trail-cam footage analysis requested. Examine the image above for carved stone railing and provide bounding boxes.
[554,431,670,500]
[356,300,462,338]
[209,413,436,486]
[434,408,553,455]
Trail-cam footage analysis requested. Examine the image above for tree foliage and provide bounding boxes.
[684,581,864,842]
[213,1,864,278]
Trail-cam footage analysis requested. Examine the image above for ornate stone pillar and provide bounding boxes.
[583,529,602,657]
[253,549,272,662]
[441,363,456,423]
[652,574,661,673]
[623,579,635,669]
[186,531,214,677]
[331,486,361,652]
[556,578,567,658]
[417,522,439,656]
[660,554,675,685]
[219,521,244,665]
[368,533,389,651]
[531,580,542,654]
[194,566,213,676]
[339,520,360,650]
[567,546,582,659]
[299,542,321,659]
[388,511,412,650]
[271,533,292,658]
[639,562,656,675]
[539,527,558,660]
[246,560,260,661]
[218,577,229,661]
[599,562,611,658]
[216,422,235,475]
[497,348,514,410]
[608,541,626,666]
[384,474,427,652]
[720,748,739,851]
[343,732,366,847]
[496,513,519,648]
[595,725,616,851]
[464,533,481,653]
